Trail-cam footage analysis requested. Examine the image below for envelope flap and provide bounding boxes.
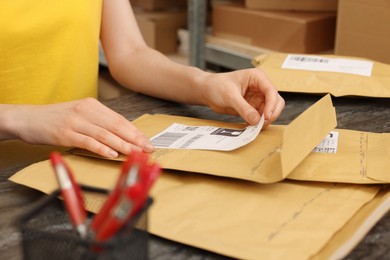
[281,94,337,177]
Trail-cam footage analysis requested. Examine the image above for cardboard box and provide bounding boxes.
[335,0,390,64]
[134,10,187,54]
[132,0,187,11]
[245,0,338,11]
[212,4,336,53]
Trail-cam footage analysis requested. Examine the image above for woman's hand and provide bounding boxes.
[1,98,154,158]
[201,68,285,127]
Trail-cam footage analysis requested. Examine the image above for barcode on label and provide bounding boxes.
[312,147,336,153]
[289,56,329,63]
[151,132,187,148]
[282,54,373,76]
[180,134,203,149]
[184,126,198,131]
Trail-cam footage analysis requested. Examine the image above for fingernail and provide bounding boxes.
[248,112,259,125]
[268,111,274,118]
[143,143,155,152]
[108,149,118,158]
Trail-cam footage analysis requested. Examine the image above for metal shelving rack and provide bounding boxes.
[101,1,258,70]
[188,0,256,71]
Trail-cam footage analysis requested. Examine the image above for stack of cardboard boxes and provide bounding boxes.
[131,0,187,54]
[127,1,390,64]
[212,0,390,64]
[212,0,338,54]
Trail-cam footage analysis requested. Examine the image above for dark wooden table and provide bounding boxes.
[1,91,389,259]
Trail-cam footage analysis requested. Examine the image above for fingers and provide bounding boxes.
[64,131,121,158]
[231,95,261,125]
[248,69,285,127]
[263,93,285,128]
[231,93,284,128]
[36,98,155,158]
[225,69,284,127]
[61,127,145,159]
[86,107,152,150]
[70,99,154,157]
[55,119,153,158]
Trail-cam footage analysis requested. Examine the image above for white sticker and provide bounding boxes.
[150,115,264,151]
[282,54,373,77]
[313,131,339,154]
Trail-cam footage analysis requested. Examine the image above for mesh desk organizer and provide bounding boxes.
[16,185,152,260]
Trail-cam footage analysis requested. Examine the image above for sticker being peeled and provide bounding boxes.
[282,54,373,77]
[150,115,264,151]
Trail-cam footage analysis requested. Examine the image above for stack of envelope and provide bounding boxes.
[10,92,390,259]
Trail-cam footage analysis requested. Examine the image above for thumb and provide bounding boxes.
[234,96,260,125]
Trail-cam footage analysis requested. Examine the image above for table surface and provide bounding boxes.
[0,91,389,259]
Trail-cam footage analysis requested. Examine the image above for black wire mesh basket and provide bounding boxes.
[16,186,152,260]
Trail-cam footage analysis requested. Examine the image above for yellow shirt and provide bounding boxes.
[0,0,102,104]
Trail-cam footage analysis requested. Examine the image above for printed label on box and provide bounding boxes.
[282,54,373,77]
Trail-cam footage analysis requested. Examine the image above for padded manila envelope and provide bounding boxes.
[287,129,390,184]
[253,53,390,98]
[7,156,382,260]
[72,94,337,183]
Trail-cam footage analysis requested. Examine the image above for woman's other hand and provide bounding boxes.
[0,98,154,158]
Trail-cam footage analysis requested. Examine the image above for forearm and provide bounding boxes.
[0,104,22,140]
[100,0,284,126]
[108,47,211,106]
[100,0,211,105]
